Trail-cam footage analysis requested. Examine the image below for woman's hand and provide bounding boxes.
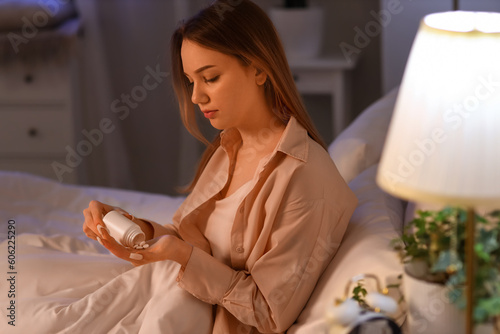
[98,229,193,267]
[83,200,154,242]
[82,200,131,243]
[83,200,191,266]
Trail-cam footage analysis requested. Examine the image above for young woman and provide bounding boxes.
[83,0,357,332]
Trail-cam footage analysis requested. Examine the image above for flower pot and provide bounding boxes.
[404,270,464,334]
[404,270,496,334]
[269,7,323,60]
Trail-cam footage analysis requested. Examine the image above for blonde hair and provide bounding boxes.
[171,0,326,192]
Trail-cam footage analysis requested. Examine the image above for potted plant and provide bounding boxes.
[392,207,500,333]
[269,0,324,60]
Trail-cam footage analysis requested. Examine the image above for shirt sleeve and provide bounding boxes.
[139,218,181,239]
[177,194,356,333]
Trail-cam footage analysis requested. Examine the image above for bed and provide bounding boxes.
[0,88,406,333]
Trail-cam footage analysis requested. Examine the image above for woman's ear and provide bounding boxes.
[255,67,268,86]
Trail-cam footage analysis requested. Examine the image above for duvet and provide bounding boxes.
[0,171,213,333]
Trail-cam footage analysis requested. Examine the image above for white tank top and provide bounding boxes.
[203,181,253,266]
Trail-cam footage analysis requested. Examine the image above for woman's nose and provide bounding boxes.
[191,83,209,105]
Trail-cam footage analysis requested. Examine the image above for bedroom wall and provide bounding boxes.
[73,0,186,194]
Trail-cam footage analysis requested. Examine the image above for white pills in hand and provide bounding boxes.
[132,241,150,250]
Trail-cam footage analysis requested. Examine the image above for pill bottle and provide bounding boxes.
[102,211,145,247]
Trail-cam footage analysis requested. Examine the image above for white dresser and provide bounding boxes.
[0,59,77,183]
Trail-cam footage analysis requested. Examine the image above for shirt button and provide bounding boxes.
[236,246,244,253]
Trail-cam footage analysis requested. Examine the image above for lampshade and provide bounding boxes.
[376,11,500,208]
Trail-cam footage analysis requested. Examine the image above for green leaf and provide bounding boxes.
[475,243,490,262]
[477,297,500,320]
[431,251,453,272]
[447,287,462,304]
[476,229,499,254]
[431,250,463,274]
[474,305,489,323]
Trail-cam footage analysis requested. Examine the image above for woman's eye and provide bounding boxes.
[204,75,220,84]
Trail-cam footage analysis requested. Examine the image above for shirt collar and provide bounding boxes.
[220,127,242,157]
[219,116,309,163]
[275,116,308,162]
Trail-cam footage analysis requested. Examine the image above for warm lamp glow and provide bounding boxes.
[376,11,500,208]
[424,11,500,33]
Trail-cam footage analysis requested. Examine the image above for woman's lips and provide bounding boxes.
[203,110,217,119]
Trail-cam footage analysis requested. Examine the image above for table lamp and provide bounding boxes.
[376,11,500,334]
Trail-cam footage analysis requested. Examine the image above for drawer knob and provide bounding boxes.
[293,74,300,82]
[27,128,38,138]
[24,74,34,84]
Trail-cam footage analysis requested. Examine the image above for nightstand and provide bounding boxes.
[0,59,77,183]
[0,17,80,183]
[288,54,357,138]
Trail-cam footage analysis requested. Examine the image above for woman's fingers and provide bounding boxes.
[96,224,110,237]
[99,227,145,265]
[82,208,99,240]
[82,201,158,266]
[88,200,108,226]
[82,200,130,243]
[82,200,106,240]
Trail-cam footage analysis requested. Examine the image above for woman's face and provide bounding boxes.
[181,39,267,131]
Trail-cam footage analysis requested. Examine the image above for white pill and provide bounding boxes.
[129,253,143,261]
[143,244,149,248]
[140,241,146,245]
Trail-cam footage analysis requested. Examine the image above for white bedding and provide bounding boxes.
[0,172,216,334]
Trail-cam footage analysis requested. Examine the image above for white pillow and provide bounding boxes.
[288,164,405,333]
[0,0,76,31]
[329,88,399,184]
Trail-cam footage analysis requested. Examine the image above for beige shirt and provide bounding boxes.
[164,116,358,334]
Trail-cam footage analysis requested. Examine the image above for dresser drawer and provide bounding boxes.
[0,157,77,184]
[0,61,70,103]
[0,106,72,155]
